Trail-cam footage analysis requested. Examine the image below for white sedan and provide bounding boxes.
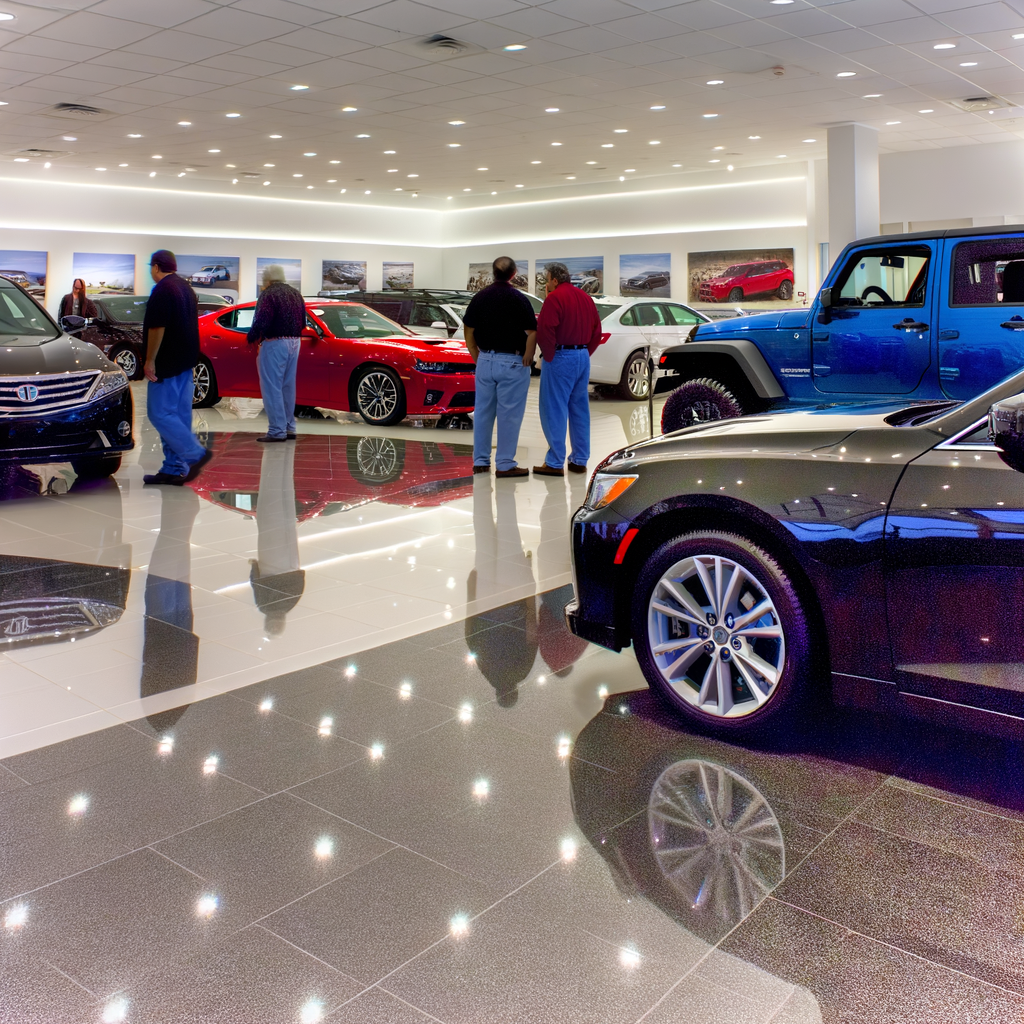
[588,297,711,400]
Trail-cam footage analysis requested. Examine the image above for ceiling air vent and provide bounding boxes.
[18,148,68,158]
[241,172,261,179]
[48,102,113,120]
[950,95,1007,112]
[390,33,484,61]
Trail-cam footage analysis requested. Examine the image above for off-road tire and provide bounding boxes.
[661,378,743,433]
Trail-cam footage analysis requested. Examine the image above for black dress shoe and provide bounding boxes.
[184,448,213,482]
[568,463,588,474]
[143,472,186,486]
[286,432,297,440]
[256,434,287,443]
[473,464,491,474]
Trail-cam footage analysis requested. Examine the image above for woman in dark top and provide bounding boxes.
[58,279,98,319]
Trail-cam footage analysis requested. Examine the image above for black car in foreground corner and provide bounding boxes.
[567,371,1024,741]
[0,278,133,477]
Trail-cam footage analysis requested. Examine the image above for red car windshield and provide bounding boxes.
[309,304,414,339]
[723,264,757,277]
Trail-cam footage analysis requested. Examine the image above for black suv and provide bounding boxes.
[0,278,133,478]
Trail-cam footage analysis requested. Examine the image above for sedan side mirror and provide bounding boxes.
[60,315,88,333]
[430,321,447,330]
[300,327,319,343]
[989,393,1024,472]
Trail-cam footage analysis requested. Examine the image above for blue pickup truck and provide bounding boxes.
[659,225,1024,432]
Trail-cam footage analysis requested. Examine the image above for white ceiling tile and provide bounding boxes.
[939,2,1024,32]
[124,30,239,61]
[199,53,293,76]
[177,8,297,45]
[600,42,683,66]
[88,51,184,74]
[313,17,413,45]
[496,63,574,86]
[59,63,150,86]
[0,1,72,35]
[351,0,472,34]
[809,27,891,52]
[705,19,792,46]
[274,28,373,58]
[599,13,688,43]
[656,2,752,31]
[227,40,327,66]
[441,52,531,74]
[85,0,216,28]
[347,46,431,71]
[869,18,958,43]
[421,0,525,15]
[489,7,585,36]
[0,50,74,74]
[230,0,338,26]
[2,34,105,61]
[545,26,630,53]
[36,11,159,48]
[541,0,637,23]
[825,0,926,28]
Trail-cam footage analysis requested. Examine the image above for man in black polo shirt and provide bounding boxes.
[142,249,211,485]
[463,257,537,478]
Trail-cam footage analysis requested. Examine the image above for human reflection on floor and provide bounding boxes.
[467,473,589,707]
[250,443,304,635]
[141,485,200,731]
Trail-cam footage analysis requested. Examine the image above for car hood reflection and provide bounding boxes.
[191,433,474,521]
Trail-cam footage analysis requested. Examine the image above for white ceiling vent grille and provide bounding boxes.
[47,102,114,120]
[949,95,1008,112]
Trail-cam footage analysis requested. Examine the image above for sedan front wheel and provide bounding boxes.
[355,366,407,426]
[632,531,816,736]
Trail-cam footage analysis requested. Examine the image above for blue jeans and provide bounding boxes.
[473,350,531,471]
[539,347,590,468]
[147,370,205,477]
[258,336,300,438]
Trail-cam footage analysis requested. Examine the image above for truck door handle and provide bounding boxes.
[938,329,959,340]
[892,318,929,331]
[812,333,829,341]
[1000,316,1024,331]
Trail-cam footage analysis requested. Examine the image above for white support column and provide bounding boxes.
[827,123,880,263]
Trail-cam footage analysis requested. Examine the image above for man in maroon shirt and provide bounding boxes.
[533,262,603,476]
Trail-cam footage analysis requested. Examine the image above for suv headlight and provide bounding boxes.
[586,472,638,510]
[91,369,129,402]
[415,359,447,372]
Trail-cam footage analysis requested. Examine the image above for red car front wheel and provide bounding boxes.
[355,366,407,426]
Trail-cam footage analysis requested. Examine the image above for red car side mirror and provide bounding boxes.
[300,327,319,342]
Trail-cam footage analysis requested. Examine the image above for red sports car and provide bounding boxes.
[698,259,794,303]
[194,299,476,426]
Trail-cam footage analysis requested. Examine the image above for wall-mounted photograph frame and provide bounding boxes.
[535,256,603,296]
[72,252,136,296]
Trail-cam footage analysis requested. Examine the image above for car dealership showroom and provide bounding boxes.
[4,0,1024,1021]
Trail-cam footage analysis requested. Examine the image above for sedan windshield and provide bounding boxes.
[595,302,624,320]
[313,304,412,339]
[0,280,57,338]
[99,295,149,321]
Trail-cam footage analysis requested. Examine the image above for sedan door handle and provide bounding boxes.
[210,333,222,339]
[1000,316,1024,330]
[892,318,929,331]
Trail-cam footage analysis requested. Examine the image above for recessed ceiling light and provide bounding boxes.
[448,143,461,148]
[356,134,370,138]
[707,79,724,85]
[232,178,238,183]
[13,157,28,162]
[624,168,635,172]
[449,120,465,125]
[290,84,308,91]
[477,166,488,170]
[152,154,162,159]
[803,138,817,143]
[960,61,978,66]
[150,171,156,177]
[727,164,734,171]
[613,128,628,133]
[777,154,787,157]
[491,190,497,194]
[0,100,7,104]
[672,163,682,167]
[551,142,562,146]
[329,159,340,164]
[545,107,560,113]
[226,163,236,168]
[649,139,661,144]
[62,135,77,141]
[748,135,761,139]
[327,178,336,182]
[702,113,718,118]
[601,143,614,148]
[177,171,184,177]
[886,120,902,125]
[303,151,316,156]
[585,160,597,164]
[515,183,523,187]
[394,187,403,191]
[863,94,882,98]
[293,173,302,177]
[269,134,282,138]
[504,43,527,50]
[177,120,191,125]
[1014,32,1024,39]
[0,12,15,19]
[531,160,541,164]
[341,188,347,193]
[934,43,956,49]
[383,150,396,155]
[127,133,142,138]
[463,187,471,191]
[364,189,371,194]
[118,163,127,167]
[651,105,666,110]
[208,148,220,153]
[836,72,857,78]
[264,181,271,185]
[713,145,724,150]
[709,158,720,163]
[919,108,935,113]
[342,106,357,111]
[225,112,240,117]
[387,168,398,172]
[408,173,418,177]
[619,175,626,181]
[770,0,794,4]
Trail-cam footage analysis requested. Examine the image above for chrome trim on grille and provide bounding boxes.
[0,370,102,417]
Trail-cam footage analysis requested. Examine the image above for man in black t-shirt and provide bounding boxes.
[463,257,537,478]
[142,250,211,485]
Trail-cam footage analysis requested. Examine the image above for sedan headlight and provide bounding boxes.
[91,369,129,402]
[415,360,447,373]
[586,472,639,509]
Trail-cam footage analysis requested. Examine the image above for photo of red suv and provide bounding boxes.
[697,259,794,302]
[195,299,476,426]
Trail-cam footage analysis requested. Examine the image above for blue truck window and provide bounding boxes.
[834,248,930,307]
[950,239,1024,306]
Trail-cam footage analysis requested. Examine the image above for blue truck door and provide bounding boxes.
[813,241,935,395]
[938,234,1024,400]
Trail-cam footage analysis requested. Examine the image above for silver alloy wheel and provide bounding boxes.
[355,436,399,479]
[627,354,651,398]
[357,370,398,422]
[647,554,786,718]
[193,361,211,404]
[112,348,138,378]
[648,759,784,928]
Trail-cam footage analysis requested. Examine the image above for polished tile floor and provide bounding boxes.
[3,383,1024,1022]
